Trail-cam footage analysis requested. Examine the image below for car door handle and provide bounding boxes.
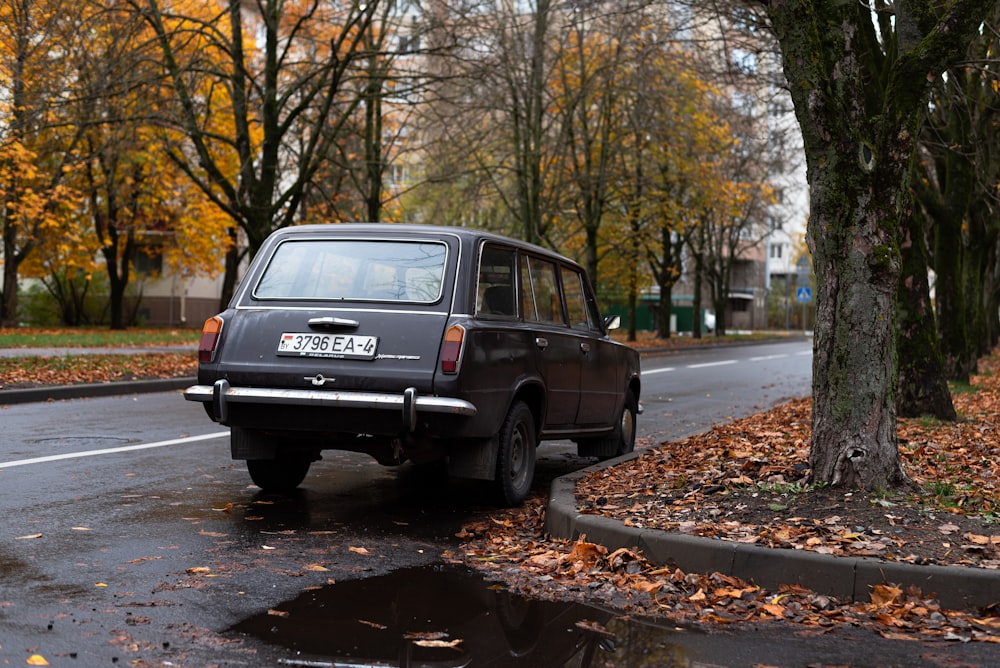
[535,337,548,350]
[580,342,591,354]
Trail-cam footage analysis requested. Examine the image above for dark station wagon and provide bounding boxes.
[184,224,641,505]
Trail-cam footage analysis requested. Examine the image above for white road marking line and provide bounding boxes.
[0,432,229,469]
[642,367,676,375]
[687,360,738,369]
[749,354,790,361]
[796,350,812,356]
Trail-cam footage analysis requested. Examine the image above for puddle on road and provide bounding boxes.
[228,563,698,667]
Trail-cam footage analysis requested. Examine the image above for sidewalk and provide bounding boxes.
[543,457,998,612]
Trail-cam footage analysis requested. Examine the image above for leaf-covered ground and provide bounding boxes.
[0,327,198,390]
[450,352,1000,645]
[0,353,197,390]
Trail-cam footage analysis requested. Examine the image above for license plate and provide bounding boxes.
[276,333,378,359]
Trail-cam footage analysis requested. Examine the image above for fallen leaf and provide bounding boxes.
[305,564,329,572]
[15,533,42,540]
[404,631,449,640]
[359,619,388,629]
[412,639,463,650]
[761,603,785,616]
[870,584,902,608]
[126,556,163,565]
[26,655,50,666]
[349,546,371,556]
[566,539,606,565]
[575,619,615,637]
[632,579,663,594]
[267,609,289,618]
[186,566,211,574]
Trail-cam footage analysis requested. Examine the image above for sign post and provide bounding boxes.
[795,255,812,333]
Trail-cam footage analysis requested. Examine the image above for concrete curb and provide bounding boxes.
[0,377,196,405]
[544,461,1000,612]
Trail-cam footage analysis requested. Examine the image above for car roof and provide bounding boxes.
[270,223,578,267]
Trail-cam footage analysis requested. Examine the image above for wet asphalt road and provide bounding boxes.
[3,339,998,666]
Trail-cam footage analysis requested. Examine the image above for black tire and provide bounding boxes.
[246,457,311,493]
[494,401,537,506]
[611,389,639,458]
[495,591,541,656]
[577,389,638,460]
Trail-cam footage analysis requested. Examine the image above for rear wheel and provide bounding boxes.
[246,457,311,493]
[494,401,537,506]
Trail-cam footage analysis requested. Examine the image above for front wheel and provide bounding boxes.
[247,458,311,493]
[494,401,537,506]
[576,389,637,460]
[612,389,639,457]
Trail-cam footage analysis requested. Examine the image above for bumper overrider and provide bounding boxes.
[183,379,478,432]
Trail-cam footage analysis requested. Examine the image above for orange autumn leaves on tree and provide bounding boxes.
[0,0,87,324]
[1,0,231,324]
[526,13,766,311]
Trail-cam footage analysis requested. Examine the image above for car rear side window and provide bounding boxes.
[476,245,517,317]
[253,239,447,303]
[523,256,564,325]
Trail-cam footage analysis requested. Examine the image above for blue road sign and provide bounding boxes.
[796,287,812,303]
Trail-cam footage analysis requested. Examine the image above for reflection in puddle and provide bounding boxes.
[229,563,695,667]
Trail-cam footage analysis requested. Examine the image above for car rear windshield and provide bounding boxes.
[253,238,448,303]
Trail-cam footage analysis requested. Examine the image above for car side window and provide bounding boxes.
[524,256,564,325]
[476,245,516,317]
[562,266,595,331]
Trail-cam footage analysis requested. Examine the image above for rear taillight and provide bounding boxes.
[198,316,224,363]
[440,324,465,374]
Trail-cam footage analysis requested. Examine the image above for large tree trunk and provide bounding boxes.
[967,204,1000,360]
[0,247,19,326]
[805,151,910,489]
[934,207,974,382]
[219,228,240,312]
[764,0,992,489]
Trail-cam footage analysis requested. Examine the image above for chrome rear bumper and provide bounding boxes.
[184,380,477,432]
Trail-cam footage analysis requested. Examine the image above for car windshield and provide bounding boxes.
[253,238,448,303]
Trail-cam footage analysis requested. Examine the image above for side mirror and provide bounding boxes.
[604,315,621,331]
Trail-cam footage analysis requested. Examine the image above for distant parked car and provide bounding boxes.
[184,224,641,505]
